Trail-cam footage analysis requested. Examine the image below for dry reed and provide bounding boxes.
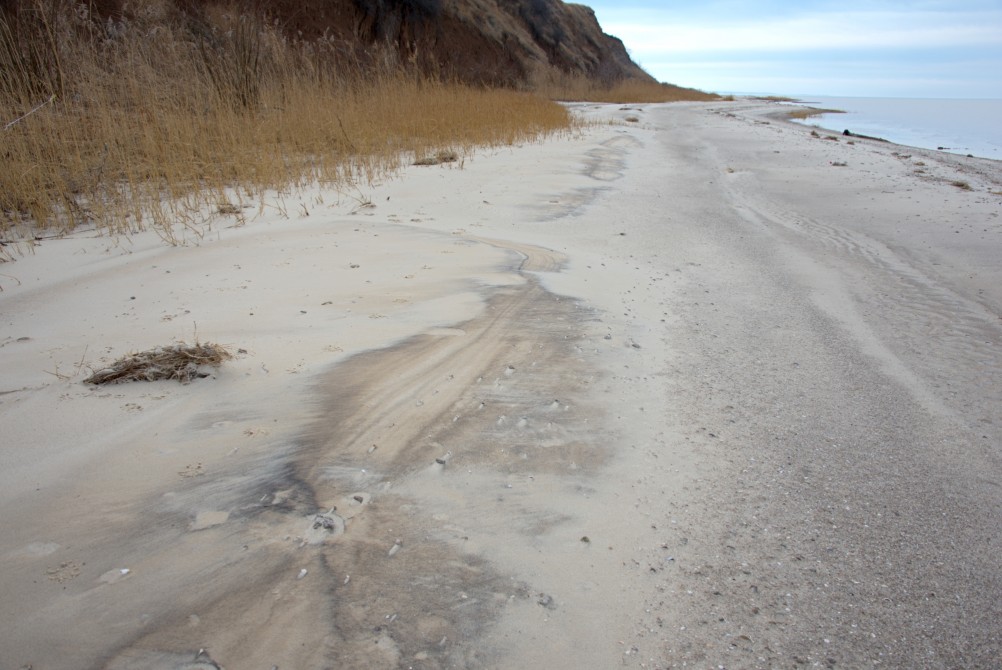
[0,1,571,244]
[534,69,718,104]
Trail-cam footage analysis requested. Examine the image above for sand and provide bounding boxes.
[2,100,1001,669]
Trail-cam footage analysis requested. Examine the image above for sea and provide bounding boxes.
[774,96,1002,161]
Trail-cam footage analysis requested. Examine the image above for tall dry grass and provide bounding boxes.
[0,1,570,245]
[532,68,718,104]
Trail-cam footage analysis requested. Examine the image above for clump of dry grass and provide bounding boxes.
[0,1,571,243]
[786,107,845,120]
[84,341,232,385]
[951,180,972,191]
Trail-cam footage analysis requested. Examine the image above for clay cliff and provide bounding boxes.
[73,0,655,87]
[292,0,654,86]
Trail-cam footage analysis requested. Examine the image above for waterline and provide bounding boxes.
[785,96,1002,160]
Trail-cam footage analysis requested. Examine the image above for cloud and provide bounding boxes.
[591,2,1002,97]
[604,9,1002,55]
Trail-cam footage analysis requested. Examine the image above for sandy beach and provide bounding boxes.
[2,100,1001,669]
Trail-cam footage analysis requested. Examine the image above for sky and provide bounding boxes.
[585,0,1002,98]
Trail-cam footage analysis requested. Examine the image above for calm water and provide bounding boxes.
[784,96,1002,161]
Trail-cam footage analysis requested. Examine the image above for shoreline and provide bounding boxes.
[761,95,1002,161]
[2,100,1001,669]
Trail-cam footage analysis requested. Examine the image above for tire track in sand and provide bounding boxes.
[721,170,1002,426]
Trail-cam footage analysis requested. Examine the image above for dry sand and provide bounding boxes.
[2,100,1001,669]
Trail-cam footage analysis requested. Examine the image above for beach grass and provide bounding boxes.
[785,107,846,120]
[0,3,571,242]
[538,73,719,104]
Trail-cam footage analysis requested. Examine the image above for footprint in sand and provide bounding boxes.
[190,510,230,531]
[46,561,80,583]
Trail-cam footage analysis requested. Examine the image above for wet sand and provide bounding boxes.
[2,100,1001,669]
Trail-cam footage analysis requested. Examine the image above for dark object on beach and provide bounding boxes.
[843,129,888,142]
[84,342,232,385]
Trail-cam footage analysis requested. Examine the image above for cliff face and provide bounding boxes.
[96,0,654,87]
[347,0,654,86]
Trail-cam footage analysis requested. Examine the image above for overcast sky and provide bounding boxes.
[585,0,1002,98]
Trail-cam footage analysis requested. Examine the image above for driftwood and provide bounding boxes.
[84,342,231,385]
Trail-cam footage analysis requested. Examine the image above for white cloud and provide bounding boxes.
[589,2,1002,97]
[605,9,1002,54]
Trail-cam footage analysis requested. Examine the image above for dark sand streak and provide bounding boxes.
[103,238,608,669]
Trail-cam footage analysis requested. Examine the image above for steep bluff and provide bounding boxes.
[74,0,654,87]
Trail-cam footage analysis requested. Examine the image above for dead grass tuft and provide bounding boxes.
[951,180,973,191]
[84,341,232,385]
